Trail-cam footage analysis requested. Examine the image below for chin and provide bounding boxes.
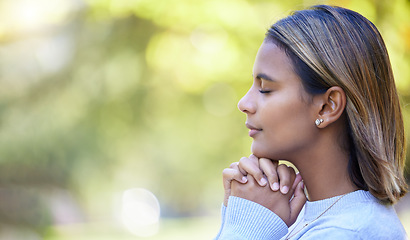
[251,144,274,159]
[251,142,290,161]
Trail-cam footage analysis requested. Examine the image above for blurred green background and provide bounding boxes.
[0,0,409,239]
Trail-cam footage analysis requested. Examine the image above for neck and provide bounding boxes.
[291,134,359,201]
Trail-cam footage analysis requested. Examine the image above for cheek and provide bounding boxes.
[252,102,316,159]
[260,97,300,127]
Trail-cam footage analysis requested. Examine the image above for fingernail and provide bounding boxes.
[241,176,248,183]
[281,186,289,194]
[300,181,304,189]
[260,178,267,186]
[272,182,280,191]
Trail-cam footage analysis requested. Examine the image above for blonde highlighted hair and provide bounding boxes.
[266,5,407,204]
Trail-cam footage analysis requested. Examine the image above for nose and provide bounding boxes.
[237,89,256,114]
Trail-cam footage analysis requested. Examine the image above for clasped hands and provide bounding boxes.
[222,154,307,227]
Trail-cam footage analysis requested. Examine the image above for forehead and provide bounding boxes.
[253,41,313,100]
[253,41,295,79]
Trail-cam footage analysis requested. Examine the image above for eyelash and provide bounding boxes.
[259,89,271,94]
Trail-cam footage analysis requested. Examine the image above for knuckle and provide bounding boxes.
[237,160,245,167]
[229,162,238,168]
[249,155,259,163]
[222,168,232,176]
[259,158,271,165]
[238,158,247,167]
[239,157,250,164]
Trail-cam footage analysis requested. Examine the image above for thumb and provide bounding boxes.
[289,181,307,224]
[222,168,247,206]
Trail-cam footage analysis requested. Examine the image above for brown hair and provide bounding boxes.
[266,5,407,204]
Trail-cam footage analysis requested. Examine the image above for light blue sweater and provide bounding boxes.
[215,190,408,239]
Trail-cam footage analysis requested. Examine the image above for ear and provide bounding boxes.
[314,86,346,128]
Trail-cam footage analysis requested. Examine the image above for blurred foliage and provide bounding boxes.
[0,0,409,238]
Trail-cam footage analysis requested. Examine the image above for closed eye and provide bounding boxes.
[259,89,271,94]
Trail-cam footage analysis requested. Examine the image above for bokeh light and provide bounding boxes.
[121,188,160,237]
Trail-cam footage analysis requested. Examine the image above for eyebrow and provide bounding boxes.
[254,73,276,82]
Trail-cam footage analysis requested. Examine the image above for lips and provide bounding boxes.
[245,122,262,137]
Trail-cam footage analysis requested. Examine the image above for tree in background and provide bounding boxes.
[0,0,408,238]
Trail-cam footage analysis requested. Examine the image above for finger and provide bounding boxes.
[231,173,258,198]
[222,167,247,207]
[287,173,303,198]
[259,158,280,191]
[229,162,239,169]
[232,160,247,176]
[291,173,303,191]
[289,181,307,224]
[277,164,296,194]
[230,162,248,182]
[229,161,242,172]
[238,155,267,186]
[223,168,247,192]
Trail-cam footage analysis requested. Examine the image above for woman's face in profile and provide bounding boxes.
[238,42,319,161]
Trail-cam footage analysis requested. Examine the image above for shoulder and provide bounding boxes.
[326,195,406,239]
[353,201,405,239]
[302,191,407,240]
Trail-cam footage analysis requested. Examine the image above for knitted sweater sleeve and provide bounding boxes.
[214,196,288,240]
[214,203,227,239]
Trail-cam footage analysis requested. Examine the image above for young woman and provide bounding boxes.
[215,5,408,240]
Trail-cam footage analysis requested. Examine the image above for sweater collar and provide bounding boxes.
[303,190,376,221]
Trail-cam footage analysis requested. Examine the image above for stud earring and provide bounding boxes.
[315,118,324,126]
